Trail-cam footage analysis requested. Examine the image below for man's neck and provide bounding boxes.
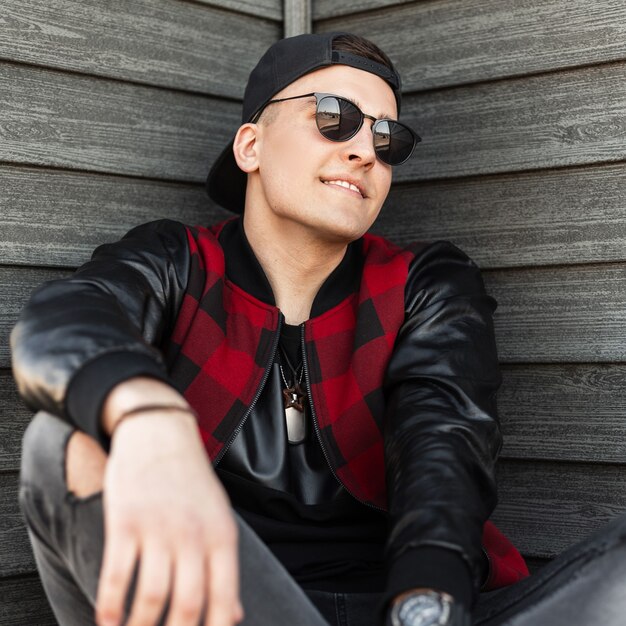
[242,212,348,325]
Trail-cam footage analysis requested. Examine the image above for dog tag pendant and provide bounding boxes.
[283,383,306,443]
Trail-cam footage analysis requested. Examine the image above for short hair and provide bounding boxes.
[331,33,395,75]
[256,33,395,126]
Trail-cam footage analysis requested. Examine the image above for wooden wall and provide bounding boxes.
[314,0,626,567]
[2,1,625,622]
[0,1,281,622]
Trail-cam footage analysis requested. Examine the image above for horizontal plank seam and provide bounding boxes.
[397,58,626,98]
[0,570,44,583]
[498,358,626,367]
[387,159,626,190]
[483,256,626,274]
[394,156,626,185]
[499,362,626,369]
[183,0,283,22]
[496,457,626,470]
[498,454,626,467]
[0,160,208,189]
[0,260,77,272]
[0,57,244,103]
[313,0,429,26]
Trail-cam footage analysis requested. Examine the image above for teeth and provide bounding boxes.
[323,180,362,196]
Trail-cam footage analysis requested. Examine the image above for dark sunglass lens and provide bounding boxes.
[316,96,362,141]
[373,121,416,165]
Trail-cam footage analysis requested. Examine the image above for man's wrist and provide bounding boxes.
[101,376,190,435]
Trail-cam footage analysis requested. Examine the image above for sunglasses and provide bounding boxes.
[253,92,421,166]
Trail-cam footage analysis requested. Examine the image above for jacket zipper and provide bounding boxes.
[214,312,283,465]
[300,323,385,512]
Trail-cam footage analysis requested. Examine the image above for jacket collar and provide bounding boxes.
[217,217,364,317]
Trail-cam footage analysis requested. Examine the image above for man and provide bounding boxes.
[18,32,624,626]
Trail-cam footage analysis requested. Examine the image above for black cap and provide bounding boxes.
[206,32,402,214]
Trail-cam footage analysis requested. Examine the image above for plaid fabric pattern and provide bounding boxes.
[305,234,414,509]
[166,219,527,589]
[168,221,411,482]
[169,221,279,462]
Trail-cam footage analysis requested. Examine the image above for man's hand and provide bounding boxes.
[95,379,244,626]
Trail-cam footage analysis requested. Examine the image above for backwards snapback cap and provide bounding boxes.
[206,32,403,214]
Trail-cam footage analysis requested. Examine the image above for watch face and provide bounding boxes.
[393,593,451,626]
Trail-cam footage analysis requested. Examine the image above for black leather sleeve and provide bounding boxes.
[383,240,502,591]
[10,219,191,447]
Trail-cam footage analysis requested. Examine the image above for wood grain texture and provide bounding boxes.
[0,63,240,182]
[375,163,626,269]
[0,473,36,577]
[493,459,626,558]
[3,62,624,186]
[313,0,413,20]
[498,364,626,463]
[394,62,626,182]
[5,362,626,471]
[0,0,280,97]
[315,0,626,90]
[4,262,626,365]
[485,263,626,363]
[0,166,230,268]
[0,371,31,473]
[0,266,70,369]
[192,0,281,21]
[0,574,55,625]
[285,0,312,37]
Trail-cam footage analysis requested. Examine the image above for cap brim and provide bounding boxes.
[206,137,247,214]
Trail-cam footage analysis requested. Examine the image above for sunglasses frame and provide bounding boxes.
[252,92,421,166]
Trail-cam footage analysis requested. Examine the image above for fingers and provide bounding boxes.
[125,540,173,626]
[205,526,243,626]
[97,523,242,626]
[164,544,204,626]
[96,522,139,626]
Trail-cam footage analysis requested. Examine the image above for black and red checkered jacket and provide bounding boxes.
[12,218,528,594]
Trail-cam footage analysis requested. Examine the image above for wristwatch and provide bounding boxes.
[388,590,470,626]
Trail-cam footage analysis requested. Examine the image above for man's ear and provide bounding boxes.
[233,123,261,174]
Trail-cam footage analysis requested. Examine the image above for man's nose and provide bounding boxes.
[343,121,377,165]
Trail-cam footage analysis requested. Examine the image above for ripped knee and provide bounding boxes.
[65,431,107,498]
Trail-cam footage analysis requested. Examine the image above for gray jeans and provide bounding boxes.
[18,412,626,626]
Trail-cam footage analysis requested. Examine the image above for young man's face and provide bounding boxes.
[242,64,398,243]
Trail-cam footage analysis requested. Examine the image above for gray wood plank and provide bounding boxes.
[0,371,31,473]
[4,262,626,365]
[193,0,281,21]
[5,363,626,471]
[0,473,36,577]
[315,0,626,90]
[314,0,413,20]
[0,166,230,268]
[374,163,626,269]
[0,575,56,625]
[394,62,626,182]
[1,0,280,97]
[0,63,241,182]
[498,365,626,463]
[285,0,312,38]
[486,263,626,363]
[5,362,626,471]
[0,267,70,369]
[493,460,626,558]
[3,61,624,185]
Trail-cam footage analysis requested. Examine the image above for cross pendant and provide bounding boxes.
[282,381,305,412]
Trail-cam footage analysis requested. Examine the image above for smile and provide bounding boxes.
[322,179,364,198]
